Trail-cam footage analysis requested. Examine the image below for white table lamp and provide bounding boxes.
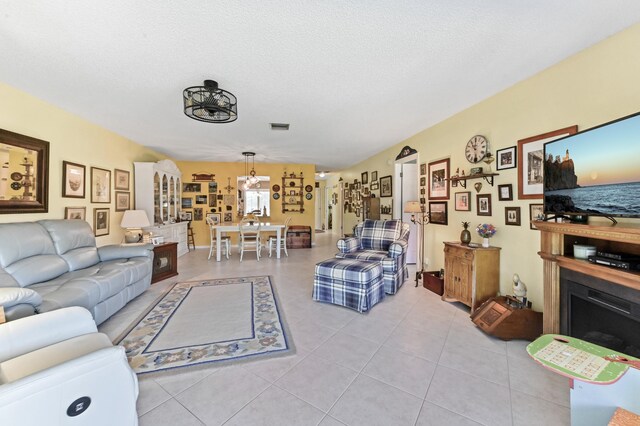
[121,210,151,243]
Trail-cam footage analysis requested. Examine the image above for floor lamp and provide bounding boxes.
[404,201,429,287]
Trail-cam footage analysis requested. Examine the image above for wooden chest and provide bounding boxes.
[286,226,311,249]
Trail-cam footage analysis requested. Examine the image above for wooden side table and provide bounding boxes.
[151,242,178,284]
[442,242,501,314]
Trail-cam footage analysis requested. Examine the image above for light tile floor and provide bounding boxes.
[99,232,570,426]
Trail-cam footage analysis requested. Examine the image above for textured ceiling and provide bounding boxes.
[1,2,639,171]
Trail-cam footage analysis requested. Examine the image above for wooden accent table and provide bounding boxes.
[151,242,178,284]
[442,242,501,314]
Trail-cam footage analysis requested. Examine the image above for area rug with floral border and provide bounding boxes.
[114,275,294,375]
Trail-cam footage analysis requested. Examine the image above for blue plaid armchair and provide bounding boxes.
[336,219,410,294]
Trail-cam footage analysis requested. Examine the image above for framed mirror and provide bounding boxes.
[0,129,49,214]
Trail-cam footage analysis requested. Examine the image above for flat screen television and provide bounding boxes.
[543,111,640,221]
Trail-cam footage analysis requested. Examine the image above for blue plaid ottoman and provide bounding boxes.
[313,258,384,313]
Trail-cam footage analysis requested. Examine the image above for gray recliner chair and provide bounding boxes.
[0,307,139,425]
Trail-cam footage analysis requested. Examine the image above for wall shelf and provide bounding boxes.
[281,175,305,213]
[449,172,499,188]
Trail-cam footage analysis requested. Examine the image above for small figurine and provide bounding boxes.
[512,273,527,303]
[461,170,466,176]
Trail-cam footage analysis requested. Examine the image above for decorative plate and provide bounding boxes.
[305,184,313,193]
[272,184,280,192]
[289,197,297,203]
[10,172,23,181]
[272,192,280,200]
[289,181,296,187]
[10,182,22,190]
[305,192,313,200]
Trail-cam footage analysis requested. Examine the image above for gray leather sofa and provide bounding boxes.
[0,220,153,325]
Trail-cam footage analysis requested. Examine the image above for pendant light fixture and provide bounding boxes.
[183,80,237,123]
[242,152,260,189]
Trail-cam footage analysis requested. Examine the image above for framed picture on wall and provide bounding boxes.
[498,184,513,201]
[428,201,448,225]
[90,167,111,203]
[65,206,86,220]
[361,172,368,185]
[182,198,193,209]
[496,146,517,170]
[428,158,450,200]
[371,171,378,182]
[115,191,130,211]
[379,175,392,197]
[183,183,202,192]
[454,191,471,211]
[477,194,492,216]
[206,212,221,224]
[420,163,427,175]
[114,169,130,190]
[529,203,544,229]
[62,161,86,198]
[518,125,577,199]
[93,208,110,236]
[505,206,521,226]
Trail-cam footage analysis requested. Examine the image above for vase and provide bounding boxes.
[460,223,471,245]
[482,237,490,248]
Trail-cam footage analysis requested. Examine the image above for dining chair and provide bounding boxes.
[239,217,261,261]
[206,217,230,260]
[268,216,292,257]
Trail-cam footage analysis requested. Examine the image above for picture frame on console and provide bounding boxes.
[517,126,577,199]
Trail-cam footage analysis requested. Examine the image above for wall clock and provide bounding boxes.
[465,135,488,164]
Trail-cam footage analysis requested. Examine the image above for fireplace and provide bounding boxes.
[561,268,640,357]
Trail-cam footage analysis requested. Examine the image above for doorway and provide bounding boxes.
[393,153,419,264]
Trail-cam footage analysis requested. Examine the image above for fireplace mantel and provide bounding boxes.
[534,220,640,333]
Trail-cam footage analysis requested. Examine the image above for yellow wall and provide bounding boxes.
[332,24,640,311]
[0,83,166,245]
[177,161,316,246]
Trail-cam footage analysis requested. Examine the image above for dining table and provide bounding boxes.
[211,222,286,261]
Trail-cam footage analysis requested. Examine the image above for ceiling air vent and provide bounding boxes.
[270,123,290,130]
